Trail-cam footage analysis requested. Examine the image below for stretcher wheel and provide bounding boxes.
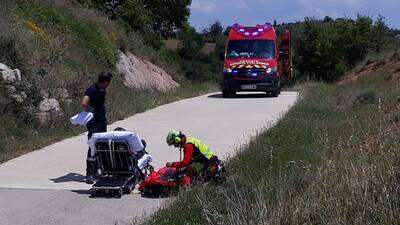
[89,189,96,198]
[123,181,136,194]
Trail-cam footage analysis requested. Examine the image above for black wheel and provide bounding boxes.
[116,188,123,198]
[270,89,279,97]
[89,189,96,198]
[278,83,281,94]
[123,184,133,194]
[269,82,280,97]
[222,90,229,98]
[222,90,236,98]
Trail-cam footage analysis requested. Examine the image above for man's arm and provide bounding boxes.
[170,144,194,169]
[81,95,90,111]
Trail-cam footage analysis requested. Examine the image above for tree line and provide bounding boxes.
[278,15,399,82]
[77,1,400,83]
[79,0,191,49]
[170,15,399,83]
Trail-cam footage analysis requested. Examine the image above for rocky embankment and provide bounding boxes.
[0,51,179,127]
[0,63,64,126]
[117,51,179,92]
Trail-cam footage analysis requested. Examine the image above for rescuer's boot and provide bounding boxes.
[85,160,95,184]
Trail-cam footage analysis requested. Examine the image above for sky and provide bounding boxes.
[189,0,400,31]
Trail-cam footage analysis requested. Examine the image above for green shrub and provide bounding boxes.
[0,36,25,70]
[279,15,398,82]
[354,90,376,106]
[14,2,117,67]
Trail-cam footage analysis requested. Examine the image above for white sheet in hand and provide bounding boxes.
[70,111,93,126]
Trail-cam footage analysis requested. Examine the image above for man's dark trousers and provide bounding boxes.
[86,119,107,177]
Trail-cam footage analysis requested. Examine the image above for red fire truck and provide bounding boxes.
[221,23,292,98]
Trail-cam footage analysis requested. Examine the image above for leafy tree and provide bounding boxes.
[215,35,227,60]
[203,21,223,43]
[177,25,204,60]
[79,0,191,37]
[296,18,345,81]
[323,16,334,23]
[116,0,152,31]
[144,0,191,37]
[290,15,397,82]
[372,15,390,52]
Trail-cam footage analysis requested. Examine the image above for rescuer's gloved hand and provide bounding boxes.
[166,162,173,167]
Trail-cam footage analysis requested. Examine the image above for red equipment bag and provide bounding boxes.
[139,167,191,197]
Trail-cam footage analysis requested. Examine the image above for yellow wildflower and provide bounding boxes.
[25,20,51,43]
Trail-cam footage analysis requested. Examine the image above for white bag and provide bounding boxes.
[138,154,153,170]
[70,111,94,126]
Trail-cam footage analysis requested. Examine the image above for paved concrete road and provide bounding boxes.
[0,92,298,225]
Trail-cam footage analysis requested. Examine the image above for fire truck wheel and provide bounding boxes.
[222,90,236,98]
[222,90,229,98]
[271,88,279,97]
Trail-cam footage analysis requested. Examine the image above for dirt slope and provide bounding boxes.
[339,53,400,84]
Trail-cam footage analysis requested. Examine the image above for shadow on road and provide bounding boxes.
[50,172,86,183]
[71,189,91,195]
[208,93,270,99]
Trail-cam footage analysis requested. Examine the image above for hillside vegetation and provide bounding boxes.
[275,15,400,82]
[141,16,400,225]
[0,0,219,163]
[144,51,400,225]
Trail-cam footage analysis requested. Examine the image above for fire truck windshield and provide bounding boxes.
[226,40,275,59]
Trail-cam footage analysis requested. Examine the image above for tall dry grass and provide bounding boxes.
[144,54,400,225]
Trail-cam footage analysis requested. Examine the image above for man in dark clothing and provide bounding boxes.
[81,72,113,184]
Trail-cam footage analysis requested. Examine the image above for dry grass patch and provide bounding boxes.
[143,56,400,225]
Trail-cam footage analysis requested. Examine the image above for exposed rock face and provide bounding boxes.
[35,98,64,126]
[1,63,66,126]
[0,63,10,71]
[0,63,25,103]
[116,51,179,92]
[55,88,72,106]
[39,98,60,112]
[0,63,22,84]
[55,88,69,99]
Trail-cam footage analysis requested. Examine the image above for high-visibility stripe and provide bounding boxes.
[186,137,214,160]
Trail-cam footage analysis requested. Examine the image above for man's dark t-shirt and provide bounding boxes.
[85,84,107,123]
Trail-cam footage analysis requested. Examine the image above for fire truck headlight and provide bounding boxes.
[266,67,277,74]
[223,68,233,73]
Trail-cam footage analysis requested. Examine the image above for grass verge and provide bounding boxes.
[143,57,400,225]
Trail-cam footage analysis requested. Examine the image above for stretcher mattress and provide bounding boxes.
[88,131,144,157]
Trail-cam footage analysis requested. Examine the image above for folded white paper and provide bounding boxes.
[70,111,94,126]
